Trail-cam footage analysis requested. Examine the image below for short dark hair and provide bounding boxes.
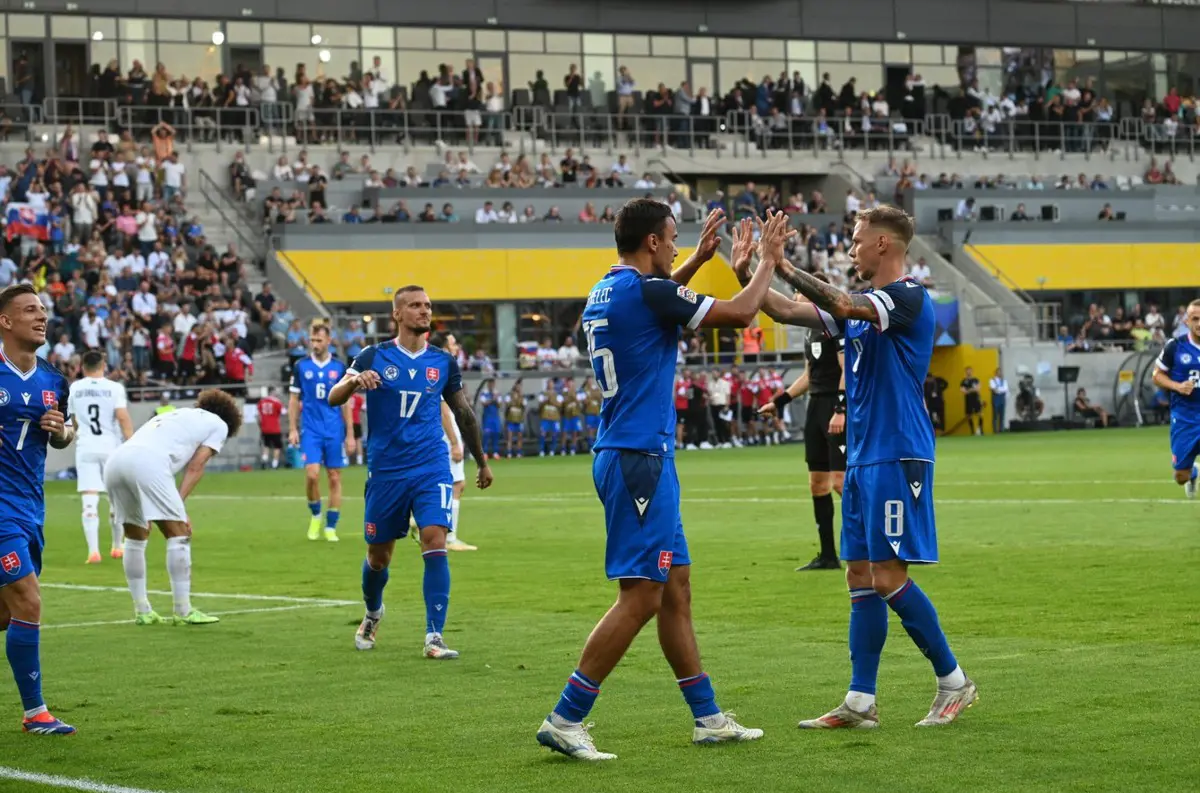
[427,333,447,350]
[197,388,243,438]
[395,284,425,300]
[0,283,36,313]
[614,199,674,255]
[81,350,105,372]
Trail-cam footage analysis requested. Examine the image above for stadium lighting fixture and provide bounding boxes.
[211,31,225,46]
[91,31,104,41]
[318,49,331,63]
[311,34,323,45]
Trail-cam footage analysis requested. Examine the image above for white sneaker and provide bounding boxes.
[447,538,478,551]
[423,634,460,660]
[1185,465,1197,499]
[355,608,384,651]
[692,712,764,744]
[685,443,698,450]
[720,442,732,449]
[699,441,714,450]
[536,716,617,761]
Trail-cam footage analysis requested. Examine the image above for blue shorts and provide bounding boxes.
[363,472,454,543]
[483,415,502,434]
[1171,421,1200,471]
[540,419,561,435]
[506,421,523,433]
[0,528,44,588]
[301,432,347,469]
[564,417,583,433]
[593,449,690,582]
[586,415,601,430]
[841,460,937,564]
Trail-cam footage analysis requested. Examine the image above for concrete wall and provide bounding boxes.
[940,221,1200,247]
[999,344,1136,421]
[906,188,1165,230]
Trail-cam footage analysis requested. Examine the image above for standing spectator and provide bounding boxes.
[961,366,983,435]
[161,152,186,201]
[707,366,733,447]
[924,371,948,432]
[564,64,583,111]
[989,368,1009,434]
[154,325,176,381]
[556,336,582,369]
[536,337,557,370]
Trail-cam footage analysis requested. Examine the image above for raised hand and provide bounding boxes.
[693,208,727,264]
[730,218,756,282]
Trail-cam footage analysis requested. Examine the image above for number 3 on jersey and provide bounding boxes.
[583,319,619,398]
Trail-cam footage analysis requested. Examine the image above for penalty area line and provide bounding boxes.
[0,766,171,793]
[41,583,356,607]
[44,602,350,631]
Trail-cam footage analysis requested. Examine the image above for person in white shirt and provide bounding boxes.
[131,283,158,322]
[70,351,135,562]
[147,244,170,278]
[1144,304,1164,331]
[52,334,75,362]
[161,153,186,201]
[634,174,656,190]
[173,304,197,337]
[135,155,156,203]
[135,202,158,253]
[845,190,861,216]
[89,158,110,193]
[909,259,933,286]
[989,368,1009,434]
[80,307,105,349]
[70,184,99,242]
[111,161,130,192]
[475,201,500,224]
[556,336,582,369]
[105,389,242,625]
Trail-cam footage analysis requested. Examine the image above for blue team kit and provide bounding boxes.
[1157,335,1200,471]
[290,356,349,468]
[351,341,462,541]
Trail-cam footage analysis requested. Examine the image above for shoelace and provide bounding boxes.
[575,722,599,750]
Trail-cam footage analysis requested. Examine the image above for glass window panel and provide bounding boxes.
[510,53,576,92]
[395,49,438,86]
[362,26,394,49]
[190,20,222,45]
[90,40,117,74]
[583,55,614,107]
[264,46,315,83]
[120,41,157,72]
[719,59,784,86]
[436,28,472,51]
[917,64,958,91]
[976,66,1003,96]
[545,33,580,54]
[507,31,543,53]
[226,22,261,45]
[821,62,860,91]
[317,49,358,82]
[314,25,357,48]
[787,61,817,89]
[362,49,396,85]
[688,37,715,57]
[883,43,909,63]
[851,42,881,63]
[8,14,45,38]
[942,46,959,65]
[910,45,941,64]
[396,28,434,49]
[264,23,309,46]
[91,18,117,38]
[0,40,8,81]
[719,38,750,58]
[615,35,649,56]
[52,16,89,39]
[167,44,222,85]
[1154,72,1168,100]
[156,20,188,41]
[1103,50,1127,63]
[653,36,684,57]
[475,29,505,51]
[620,56,685,93]
[1152,53,1167,71]
[974,47,1001,67]
[0,18,6,36]
[787,40,814,61]
[584,33,613,55]
[817,40,848,61]
[754,39,784,59]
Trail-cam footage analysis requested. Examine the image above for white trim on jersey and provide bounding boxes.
[686,296,715,330]
[864,293,889,331]
[816,308,841,338]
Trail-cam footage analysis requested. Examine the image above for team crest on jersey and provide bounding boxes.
[1182,353,1193,365]
[382,365,400,381]
[365,522,376,539]
[0,388,8,407]
[42,391,57,407]
[304,370,314,379]
[0,551,19,575]
[657,550,674,575]
[676,285,698,304]
[426,367,440,385]
[328,370,339,380]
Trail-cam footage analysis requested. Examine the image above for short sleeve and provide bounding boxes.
[57,375,71,419]
[114,383,128,410]
[443,356,463,396]
[347,346,376,376]
[1156,339,1177,371]
[640,277,715,330]
[868,280,927,334]
[289,365,302,394]
[203,415,229,453]
[814,308,843,339]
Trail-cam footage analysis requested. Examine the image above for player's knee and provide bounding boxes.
[845,562,871,590]
[365,546,392,570]
[419,526,447,552]
[663,578,692,611]
[809,472,832,496]
[327,469,342,485]
[4,580,41,622]
[617,581,664,622]
[869,566,908,598]
[831,473,845,496]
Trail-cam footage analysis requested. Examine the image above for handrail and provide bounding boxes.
[196,168,267,261]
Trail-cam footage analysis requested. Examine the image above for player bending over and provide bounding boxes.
[105,389,242,625]
[0,283,77,734]
[288,321,354,542]
[1151,298,1200,498]
[330,286,493,660]
[732,207,977,728]
[757,276,846,571]
[535,204,781,761]
[70,350,134,563]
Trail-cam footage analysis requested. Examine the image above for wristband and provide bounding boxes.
[833,390,847,414]
[773,393,793,411]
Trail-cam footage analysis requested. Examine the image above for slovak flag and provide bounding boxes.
[5,203,50,241]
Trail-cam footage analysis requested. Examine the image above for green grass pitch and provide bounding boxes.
[2,428,1198,792]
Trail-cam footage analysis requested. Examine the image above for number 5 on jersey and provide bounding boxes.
[583,319,618,398]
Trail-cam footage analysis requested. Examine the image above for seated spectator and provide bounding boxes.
[544,206,563,223]
[520,205,537,223]
[382,200,410,223]
[497,201,517,224]
[342,206,364,224]
[272,156,293,181]
[909,257,933,287]
[1010,203,1031,221]
[309,203,331,223]
[1097,203,1115,221]
[599,206,616,223]
[439,203,459,222]
[419,203,437,222]
[475,201,500,224]
[1073,388,1110,427]
[578,202,598,223]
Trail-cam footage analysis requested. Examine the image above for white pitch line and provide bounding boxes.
[44,602,349,631]
[41,583,356,606]
[0,766,169,793]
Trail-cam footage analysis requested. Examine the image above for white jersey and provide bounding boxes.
[123,408,229,474]
[70,377,128,457]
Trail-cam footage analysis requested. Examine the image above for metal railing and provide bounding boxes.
[197,168,267,261]
[929,114,1197,163]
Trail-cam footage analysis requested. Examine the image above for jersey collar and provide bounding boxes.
[0,346,36,381]
[394,339,428,359]
[309,353,333,368]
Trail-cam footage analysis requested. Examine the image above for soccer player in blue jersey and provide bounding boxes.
[732,206,976,728]
[535,204,786,761]
[477,378,502,459]
[0,284,77,735]
[329,286,493,659]
[288,321,354,543]
[1152,299,1200,498]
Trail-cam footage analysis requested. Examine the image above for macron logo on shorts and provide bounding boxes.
[657,550,673,575]
[634,497,650,516]
[1,552,20,575]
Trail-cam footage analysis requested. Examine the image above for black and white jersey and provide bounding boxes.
[805,331,845,396]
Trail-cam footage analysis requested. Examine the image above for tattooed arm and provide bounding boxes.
[445,388,494,490]
[775,260,879,322]
[734,263,827,329]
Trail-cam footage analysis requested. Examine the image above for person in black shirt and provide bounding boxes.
[308,167,327,211]
[759,277,846,571]
[924,372,948,432]
[559,149,578,184]
[563,64,582,111]
[961,366,983,435]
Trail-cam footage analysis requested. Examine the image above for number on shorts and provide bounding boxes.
[87,404,102,435]
[884,499,904,537]
[851,338,864,374]
[583,319,619,398]
[14,418,31,451]
[315,383,327,401]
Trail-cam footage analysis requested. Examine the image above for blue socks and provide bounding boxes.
[422,549,450,635]
[883,579,958,677]
[361,559,389,614]
[326,509,340,530]
[307,500,321,517]
[553,670,601,723]
[678,673,721,719]
[7,619,44,715]
[848,588,888,695]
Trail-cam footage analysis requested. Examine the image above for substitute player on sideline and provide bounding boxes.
[329,286,492,660]
[431,333,477,552]
[257,387,284,470]
[535,205,784,761]
[1151,298,1200,498]
[733,208,976,728]
[70,350,133,563]
[288,322,354,542]
[105,390,242,626]
[758,274,846,572]
[0,283,76,735]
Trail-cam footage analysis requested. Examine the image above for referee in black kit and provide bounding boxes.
[757,274,846,571]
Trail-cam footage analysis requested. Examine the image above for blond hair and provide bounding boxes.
[856,206,916,248]
[309,319,330,336]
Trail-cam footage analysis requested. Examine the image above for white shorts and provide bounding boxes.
[104,448,187,527]
[75,450,111,493]
[464,110,482,127]
[449,457,465,484]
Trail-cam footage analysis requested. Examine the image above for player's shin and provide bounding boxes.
[552,670,602,724]
[165,536,192,617]
[110,508,123,555]
[123,538,152,614]
[812,493,836,559]
[7,616,46,717]
[847,587,888,711]
[81,494,101,557]
[421,547,450,637]
[883,579,965,688]
[361,557,389,616]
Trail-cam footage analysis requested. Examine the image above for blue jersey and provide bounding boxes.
[479,388,501,420]
[583,265,714,456]
[290,355,347,440]
[1157,336,1200,426]
[349,341,462,478]
[818,276,936,467]
[0,355,70,535]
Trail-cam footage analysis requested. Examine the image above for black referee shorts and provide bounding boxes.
[804,394,847,473]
